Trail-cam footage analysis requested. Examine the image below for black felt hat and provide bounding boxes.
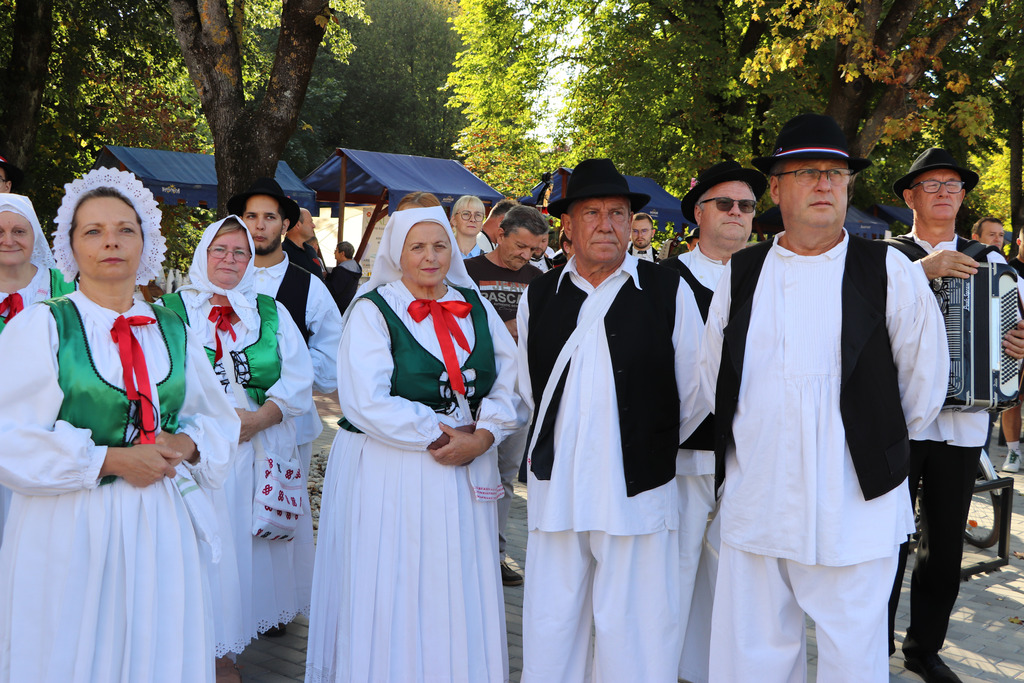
[0,152,24,189]
[547,159,650,218]
[680,161,767,223]
[227,177,300,228]
[891,147,979,199]
[752,114,871,175]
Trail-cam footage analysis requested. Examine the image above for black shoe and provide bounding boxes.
[500,559,523,586]
[263,623,287,637]
[904,653,961,683]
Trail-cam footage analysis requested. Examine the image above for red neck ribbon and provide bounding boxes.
[208,306,236,363]
[407,299,473,395]
[110,315,158,444]
[0,293,24,323]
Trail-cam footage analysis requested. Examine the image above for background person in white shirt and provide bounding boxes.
[662,159,766,683]
[628,212,658,261]
[703,114,949,683]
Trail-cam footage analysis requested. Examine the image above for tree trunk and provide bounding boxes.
[168,0,328,216]
[0,0,55,189]
[1010,104,1023,258]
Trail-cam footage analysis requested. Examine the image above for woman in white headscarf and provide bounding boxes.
[159,216,314,665]
[305,206,525,683]
[0,168,239,683]
[0,194,77,542]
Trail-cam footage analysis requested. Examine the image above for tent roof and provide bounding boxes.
[872,204,914,227]
[533,167,695,231]
[302,148,504,214]
[94,146,316,211]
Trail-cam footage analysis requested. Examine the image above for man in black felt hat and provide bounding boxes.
[660,159,766,683]
[0,152,23,194]
[227,177,343,636]
[516,158,708,682]
[702,114,948,682]
[885,148,1024,683]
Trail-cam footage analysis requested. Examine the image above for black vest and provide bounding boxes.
[661,256,715,451]
[525,261,682,497]
[884,234,997,264]
[276,262,312,344]
[714,236,910,501]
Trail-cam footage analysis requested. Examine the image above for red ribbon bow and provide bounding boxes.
[110,315,158,444]
[0,293,23,323]
[208,306,236,363]
[408,299,473,395]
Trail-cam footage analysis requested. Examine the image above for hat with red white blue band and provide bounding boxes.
[752,114,871,174]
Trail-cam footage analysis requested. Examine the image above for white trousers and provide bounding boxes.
[710,544,896,683]
[521,528,680,683]
[497,425,528,558]
[676,474,718,683]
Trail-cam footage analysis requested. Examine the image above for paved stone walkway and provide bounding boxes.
[236,398,1024,682]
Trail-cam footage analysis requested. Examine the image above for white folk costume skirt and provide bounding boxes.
[0,478,214,683]
[305,430,508,683]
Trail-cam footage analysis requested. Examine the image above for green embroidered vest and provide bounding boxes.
[340,285,497,433]
[160,291,282,406]
[0,269,76,334]
[44,297,187,484]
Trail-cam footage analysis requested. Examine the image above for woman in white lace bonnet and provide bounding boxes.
[158,215,314,670]
[305,205,525,682]
[0,168,239,682]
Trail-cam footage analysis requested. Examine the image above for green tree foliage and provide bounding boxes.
[284,0,465,174]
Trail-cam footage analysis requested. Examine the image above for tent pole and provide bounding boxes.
[338,151,347,243]
[355,189,388,262]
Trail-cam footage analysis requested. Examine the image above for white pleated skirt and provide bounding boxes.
[306,430,508,683]
[0,478,214,683]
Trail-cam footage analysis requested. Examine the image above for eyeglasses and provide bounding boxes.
[208,246,252,261]
[697,197,757,213]
[908,179,966,193]
[772,168,855,187]
[458,211,484,221]
[0,175,8,184]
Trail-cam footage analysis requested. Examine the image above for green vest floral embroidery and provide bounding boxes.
[44,297,187,484]
[340,285,497,434]
[161,291,282,406]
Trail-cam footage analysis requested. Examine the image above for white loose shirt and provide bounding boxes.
[517,255,708,535]
[701,232,947,565]
[906,233,1024,447]
[676,246,727,477]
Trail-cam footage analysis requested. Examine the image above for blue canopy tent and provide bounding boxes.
[302,148,506,259]
[528,167,695,232]
[94,146,316,211]
[872,204,914,228]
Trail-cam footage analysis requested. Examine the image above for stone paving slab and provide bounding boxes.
[237,398,1024,682]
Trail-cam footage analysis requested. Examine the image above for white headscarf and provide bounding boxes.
[175,215,261,331]
[52,168,166,285]
[360,205,479,295]
[0,193,56,271]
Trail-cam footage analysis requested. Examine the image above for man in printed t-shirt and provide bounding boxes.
[464,204,549,586]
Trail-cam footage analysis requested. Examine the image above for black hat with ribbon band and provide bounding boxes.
[680,161,767,224]
[227,177,301,228]
[0,152,24,188]
[752,113,871,175]
[891,147,979,199]
[546,158,651,218]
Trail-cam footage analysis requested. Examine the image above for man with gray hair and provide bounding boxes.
[476,197,520,254]
[464,204,549,585]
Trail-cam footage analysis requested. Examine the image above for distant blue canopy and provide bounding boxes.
[303,149,504,215]
[528,167,694,231]
[872,204,914,227]
[94,146,316,211]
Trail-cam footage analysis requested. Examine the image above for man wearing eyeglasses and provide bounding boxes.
[661,160,765,683]
[885,148,1024,683]
[702,115,948,682]
[628,212,658,262]
[0,153,22,193]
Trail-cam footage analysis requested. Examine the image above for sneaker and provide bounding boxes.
[500,559,524,586]
[1003,449,1020,473]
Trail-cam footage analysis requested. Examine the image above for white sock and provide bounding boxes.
[1009,441,1020,454]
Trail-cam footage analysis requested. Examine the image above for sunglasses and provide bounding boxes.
[697,197,756,213]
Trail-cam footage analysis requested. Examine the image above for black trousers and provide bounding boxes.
[887,440,979,657]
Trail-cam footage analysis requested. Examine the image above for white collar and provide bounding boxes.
[691,244,725,266]
[556,253,641,293]
[772,229,849,261]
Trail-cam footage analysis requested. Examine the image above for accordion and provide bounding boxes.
[934,263,1022,412]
